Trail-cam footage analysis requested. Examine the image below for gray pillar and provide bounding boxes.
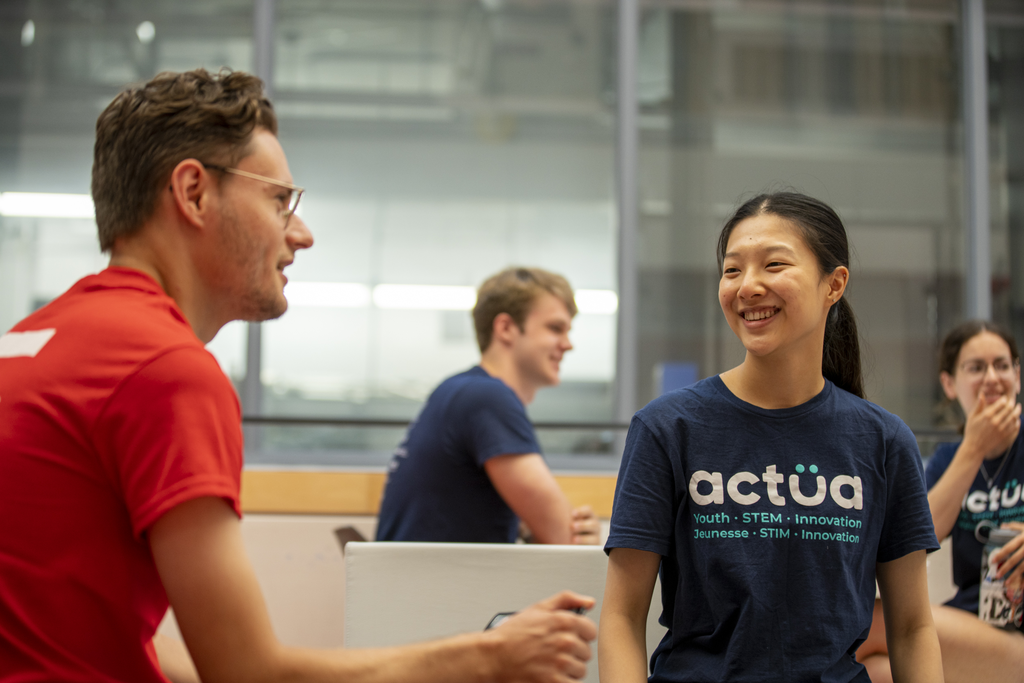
[254,0,275,98]
[242,0,275,422]
[614,0,639,427]
[962,0,991,320]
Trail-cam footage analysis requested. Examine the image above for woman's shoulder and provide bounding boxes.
[830,383,904,421]
[633,376,732,432]
[639,376,725,412]
[826,384,920,445]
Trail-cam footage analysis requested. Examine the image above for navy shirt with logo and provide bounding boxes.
[606,376,938,683]
[376,366,541,543]
[925,422,1024,614]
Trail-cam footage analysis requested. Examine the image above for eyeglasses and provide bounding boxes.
[959,358,1018,378]
[203,163,304,228]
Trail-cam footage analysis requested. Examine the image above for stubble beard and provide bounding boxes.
[219,206,288,323]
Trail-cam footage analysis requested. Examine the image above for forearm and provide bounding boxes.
[876,551,943,683]
[597,611,648,683]
[155,633,201,683]
[600,548,660,683]
[527,493,573,544]
[928,444,983,540]
[273,633,497,683]
[885,621,943,683]
[486,453,572,544]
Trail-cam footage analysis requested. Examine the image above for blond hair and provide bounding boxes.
[472,267,577,352]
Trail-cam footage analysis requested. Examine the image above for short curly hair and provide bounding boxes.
[92,68,277,252]
[472,267,577,353]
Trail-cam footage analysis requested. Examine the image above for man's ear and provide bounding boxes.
[491,312,520,347]
[168,159,215,229]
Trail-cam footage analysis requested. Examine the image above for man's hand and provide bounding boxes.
[570,506,600,545]
[484,591,596,683]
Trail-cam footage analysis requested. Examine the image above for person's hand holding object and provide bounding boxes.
[484,590,597,683]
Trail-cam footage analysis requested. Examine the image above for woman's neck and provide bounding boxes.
[720,350,826,410]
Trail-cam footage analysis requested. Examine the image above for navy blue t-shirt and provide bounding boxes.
[606,376,938,683]
[924,421,1024,614]
[375,366,541,543]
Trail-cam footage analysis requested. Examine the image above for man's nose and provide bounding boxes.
[286,214,314,250]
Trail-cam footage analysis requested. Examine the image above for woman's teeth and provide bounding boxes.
[744,309,776,321]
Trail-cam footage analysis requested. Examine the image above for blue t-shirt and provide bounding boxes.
[606,376,938,683]
[376,366,542,543]
[924,421,1024,614]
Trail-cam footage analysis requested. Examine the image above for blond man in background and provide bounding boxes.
[377,267,600,545]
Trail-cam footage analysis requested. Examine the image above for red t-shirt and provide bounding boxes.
[0,267,243,682]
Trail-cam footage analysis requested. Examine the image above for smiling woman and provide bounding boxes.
[598,192,942,683]
[716,193,862,404]
[858,320,1024,683]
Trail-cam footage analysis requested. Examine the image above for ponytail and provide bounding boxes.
[719,192,865,399]
[823,297,864,398]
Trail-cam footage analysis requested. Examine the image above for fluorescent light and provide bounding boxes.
[281,282,618,314]
[575,289,618,315]
[0,193,95,219]
[136,21,155,44]
[285,282,370,308]
[21,20,34,47]
[373,284,476,310]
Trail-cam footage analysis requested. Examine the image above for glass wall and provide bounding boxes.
[2,0,1023,468]
[265,1,617,423]
[258,1,619,466]
[0,0,254,372]
[636,1,964,442]
[990,2,1024,350]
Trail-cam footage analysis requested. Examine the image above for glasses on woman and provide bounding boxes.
[959,358,1018,378]
[202,163,304,229]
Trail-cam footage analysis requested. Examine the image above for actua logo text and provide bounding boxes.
[689,465,864,510]
[964,481,1023,514]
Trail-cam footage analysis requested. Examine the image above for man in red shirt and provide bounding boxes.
[0,68,594,683]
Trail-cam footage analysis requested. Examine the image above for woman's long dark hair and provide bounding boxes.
[716,192,865,399]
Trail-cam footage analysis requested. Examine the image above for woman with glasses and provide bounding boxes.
[858,320,1024,682]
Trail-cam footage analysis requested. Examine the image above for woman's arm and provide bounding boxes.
[928,395,1020,540]
[599,548,661,683]
[875,550,943,683]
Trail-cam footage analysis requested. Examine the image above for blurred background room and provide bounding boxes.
[2,0,1023,474]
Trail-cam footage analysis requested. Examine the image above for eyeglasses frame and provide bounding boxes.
[202,163,305,228]
[958,357,1020,377]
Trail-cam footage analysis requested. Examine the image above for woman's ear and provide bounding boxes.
[939,371,958,401]
[826,266,849,303]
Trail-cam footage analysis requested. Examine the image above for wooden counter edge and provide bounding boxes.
[241,469,617,518]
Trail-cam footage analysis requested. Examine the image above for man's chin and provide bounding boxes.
[240,294,288,323]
